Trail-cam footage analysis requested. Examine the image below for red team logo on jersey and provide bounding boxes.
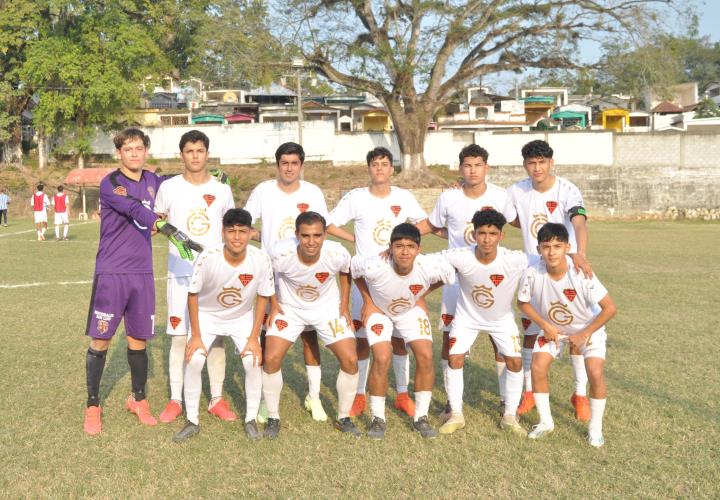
[521,318,532,330]
[112,186,127,197]
[352,320,363,331]
[563,289,577,302]
[448,337,457,349]
[370,324,384,335]
[169,316,182,329]
[315,272,329,284]
[489,274,504,286]
[275,319,288,331]
[441,314,454,326]
[538,336,549,347]
[390,205,401,216]
[546,201,558,213]
[409,284,423,295]
[203,194,216,206]
[297,203,309,213]
[481,206,494,211]
[238,274,253,286]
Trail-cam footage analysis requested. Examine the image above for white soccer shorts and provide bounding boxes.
[533,329,607,360]
[54,212,69,225]
[448,319,521,358]
[266,306,354,347]
[34,211,47,223]
[196,310,255,354]
[364,306,433,347]
[166,276,190,336]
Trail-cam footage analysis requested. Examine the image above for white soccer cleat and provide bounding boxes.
[527,422,554,440]
[439,412,465,434]
[304,395,328,422]
[500,414,526,436]
[587,433,605,448]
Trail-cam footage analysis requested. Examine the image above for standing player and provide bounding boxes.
[52,185,70,241]
[154,130,236,424]
[262,212,359,438]
[438,209,529,435]
[517,223,616,447]
[244,142,330,421]
[352,223,455,439]
[505,140,593,420]
[83,128,202,435]
[174,208,274,442]
[0,187,10,226]
[417,144,513,418]
[328,146,431,419]
[31,184,50,240]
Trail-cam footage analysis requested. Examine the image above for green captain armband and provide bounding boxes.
[569,206,587,219]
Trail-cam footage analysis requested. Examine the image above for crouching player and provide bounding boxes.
[262,212,359,438]
[517,223,616,447]
[439,209,530,435]
[174,208,274,442]
[352,223,455,439]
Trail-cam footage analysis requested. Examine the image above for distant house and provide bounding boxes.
[651,101,684,131]
[149,92,182,110]
[436,86,529,131]
[703,81,720,105]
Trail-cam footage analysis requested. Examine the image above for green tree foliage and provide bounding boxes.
[694,97,720,118]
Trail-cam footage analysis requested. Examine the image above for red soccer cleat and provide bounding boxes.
[126,395,158,426]
[517,391,536,415]
[394,392,415,417]
[571,393,591,422]
[349,394,366,417]
[208,398,238,422]
[84,406,102,435]
[159,400,183,423]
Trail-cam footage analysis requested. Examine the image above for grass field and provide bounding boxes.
[1,218,718,498]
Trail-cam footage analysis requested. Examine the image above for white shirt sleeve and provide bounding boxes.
[517,266,536,303]
[503,185,518,223]
[428,192,447,229]
[328,191,355,227]
[404,191,428,223]
[188,253,208,294]
[244,184,263,223]
[154,183,169,214]
[564,182,585,212]
[586,274,608,305]
[257,252,276,297]
[350,255,367,279]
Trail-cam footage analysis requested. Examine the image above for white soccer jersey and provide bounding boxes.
[188,244,275,335]
[270,238,351,311]
[442,246,529,329]
[329,187,427,257]
[244,180,329,249]
[351,253,455,318]
[517,256,608,336]
[429,183,511,249]
[155,176,235,277]
[505,176,584,255]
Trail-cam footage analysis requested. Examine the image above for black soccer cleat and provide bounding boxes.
[244,420,262,441]
[367,417,386,440]
[264,418,280,439]
[173,420,200,443]
[412,416,438,439]
[334,417,361,437]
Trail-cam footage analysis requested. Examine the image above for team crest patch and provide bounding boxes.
[448,337,457,349]
[203,194,216,206]
[297,203,309,213]
[563,289,577,302]
[537,336,549,347]
[481,206,494,211]
[274,319,288,331]
[112,186,127,197]
[147,186,155,198]
[315,272,329,284]
[169,316,182,329]
[441,314,454,326]
[97,320,109,334]
[390,205,401,216]
[490,274,504,286]
[521,318,531,330]
[239,274,253,286]
[370,324,384,335]
[546,201,558,213]
[409,284,423,295]
[352,320,363,331]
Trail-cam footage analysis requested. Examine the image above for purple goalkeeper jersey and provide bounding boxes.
[94,169,163,274]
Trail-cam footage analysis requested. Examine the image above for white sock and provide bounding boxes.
[356,358,369,395]
[393,354,409,393]
[446,366,464,414]
[206,338,226,401]
[169,335,187,402]
[37,230,41,238]
[588,398,606,437]
[441,359,449,396]
[55,226,59,239]
[496,361,507,401]
[183,351,207,425]
[261,370,283,419]
[534,392,553,428]
[369,395,386,420]
[414,390,432,421]
[306,365,321,400]
[571,355,588,396]
[503,369,524,417]
[63,225,68,238]
[242,355,262,423]
[522,348,533,392]
[41,227,46,236]
[336,370,359,419]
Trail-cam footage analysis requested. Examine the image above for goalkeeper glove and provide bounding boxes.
[210,168,230,185]
[156,220,204,260]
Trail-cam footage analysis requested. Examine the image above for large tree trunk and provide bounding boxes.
[37,128,49,170]
[387,104,430,174]
[1,123,23,165]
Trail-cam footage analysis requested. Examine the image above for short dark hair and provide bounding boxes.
[471,208,506,230]
[390,222,421,245]
[222,208,252,228]
[459,144,489,164]
[537,222,568,243]
[57,185,64,192]
[179,130,210,151]
[295,211,326,231]
[37,184,44,191]
[366,147,393,166]
[114,128,150,149]
[521,140,553,160]
[275,142,305,164]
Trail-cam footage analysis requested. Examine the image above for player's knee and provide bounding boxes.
[263,352,284,373]
[585,361,604,383]
[413,348,433,371]
[505,356,522,372]
[371,347,392,370]
[448,355,464,370]
[189,351,207,369]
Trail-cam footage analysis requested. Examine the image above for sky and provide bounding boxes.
[697,1,720,42]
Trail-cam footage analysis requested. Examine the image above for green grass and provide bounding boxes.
[0,219,718,498]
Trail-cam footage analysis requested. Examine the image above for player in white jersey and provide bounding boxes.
[417,144,514,420]
[328,146,433,419]
[436,209,530,435]
[154,130,237,425]
[261,212,360,438]
[517,223,616,447]
[173,209,275,442]
[352,223,455,439]
[52,185,70,240]
[505,140,593,421]
[244,142,331,421]
[31,183,50,240]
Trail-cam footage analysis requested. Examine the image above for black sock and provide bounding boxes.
[86,347,107,407]
[127,348,148,402]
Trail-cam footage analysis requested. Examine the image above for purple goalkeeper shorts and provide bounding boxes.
[85,273,156,340]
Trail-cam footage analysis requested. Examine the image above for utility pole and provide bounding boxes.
[292,58,305,146]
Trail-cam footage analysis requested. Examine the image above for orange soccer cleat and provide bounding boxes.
[84,406,103,435]
[208,398,238,422]
[126,395,158,426]
[159,400,183,423]
[517,391,536,415]
[571,393,591,422]
[349,393,366,417]
[394,392,415,417]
